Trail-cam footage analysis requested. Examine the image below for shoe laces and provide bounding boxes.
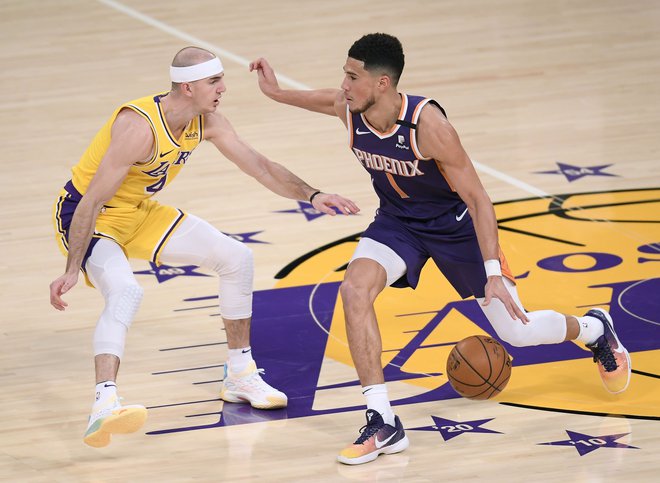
[231,367,273,390]
[590,337,618,372]
[89,396,122,422]
[354,411,384,444]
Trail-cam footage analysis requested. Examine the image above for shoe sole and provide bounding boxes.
[83,406,148,448]
[220,390,287,409]
[590,308,632,394]
[337,435,410,465]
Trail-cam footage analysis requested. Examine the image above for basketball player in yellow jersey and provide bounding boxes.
[49,46,360,448]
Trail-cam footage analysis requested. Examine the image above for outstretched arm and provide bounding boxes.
[416,105,528,322]
[249,57,345,118]
[203,111,359,216]
[49,110,153,310]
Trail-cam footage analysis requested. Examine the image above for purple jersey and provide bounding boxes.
[347,94,463,221]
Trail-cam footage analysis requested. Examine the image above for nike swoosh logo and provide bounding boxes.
[455,207,469,222]
[241,349,252,354]
[375,432,397,449]
[159,149,175,158]
[355,128,371,135]
[608,335,624,353]
[104,383,116,388]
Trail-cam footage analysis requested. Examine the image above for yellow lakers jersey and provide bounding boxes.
[71,93,203,207]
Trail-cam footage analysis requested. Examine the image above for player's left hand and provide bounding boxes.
[482,276,529,323]
[310,192,360,216]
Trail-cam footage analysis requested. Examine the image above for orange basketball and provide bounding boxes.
[446,335,512,400]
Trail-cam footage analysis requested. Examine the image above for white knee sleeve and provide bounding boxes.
[160,215,253,320]
[478,278,567,347]
[86,239,144,358]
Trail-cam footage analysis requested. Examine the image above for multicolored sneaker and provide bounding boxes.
[337,410,409,465]
[220,361,287,409]
[585,308,631,394]
[83,395,148,448]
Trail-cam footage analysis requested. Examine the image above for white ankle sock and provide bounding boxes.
[94,380,117,408]
[228,347,254,373]
[362,384,395,426]
[575,315,605,345]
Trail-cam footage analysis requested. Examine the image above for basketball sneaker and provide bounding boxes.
[585,308,631,394]
[220,361,287,409]
[83,394,147,448]
[337,410,409,465]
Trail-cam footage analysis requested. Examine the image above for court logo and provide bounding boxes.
[535,162,619,182]
[149,188,659,436]
[539,430,638,456]
[274,201,341,221]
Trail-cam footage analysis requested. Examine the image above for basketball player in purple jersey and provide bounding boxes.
[250,33,631,465]
[49,46,359,448]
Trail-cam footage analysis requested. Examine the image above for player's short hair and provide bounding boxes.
[171,46,215,68]
[348,33,405,85]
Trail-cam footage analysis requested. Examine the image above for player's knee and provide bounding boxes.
[339,277,378,310]
[495,326,530,347]
[111,282,143,328]
[211,239,253,277]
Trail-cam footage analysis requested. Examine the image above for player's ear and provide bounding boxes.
[378,75,390,89]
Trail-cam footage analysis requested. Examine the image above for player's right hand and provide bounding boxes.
[482,276,529,323]
[249,58,281,98]
[50,271,79,311]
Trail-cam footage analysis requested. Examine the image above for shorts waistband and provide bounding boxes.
[63,180,83,200]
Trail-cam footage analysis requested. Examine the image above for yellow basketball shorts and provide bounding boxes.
[53,182,187,277]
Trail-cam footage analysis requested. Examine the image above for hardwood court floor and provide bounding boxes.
[1,0,659,481]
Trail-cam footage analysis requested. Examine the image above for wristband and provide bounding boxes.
[309,190,321,203]
[484,259,502,277]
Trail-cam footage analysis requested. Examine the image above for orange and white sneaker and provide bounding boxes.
[83,395,147,448]
[585,308,632,394]
[220,361,287,409]
[337,410,409,465]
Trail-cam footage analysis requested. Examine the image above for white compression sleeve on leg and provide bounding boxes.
[478,277,567,346]
[159,215,253,319]
[85,239,144,358]
[350,237,407,287]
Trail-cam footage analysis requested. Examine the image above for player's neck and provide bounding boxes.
[160,91,198,137]
[363,91,402,133]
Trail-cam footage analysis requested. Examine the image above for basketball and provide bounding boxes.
[446,335,512,400]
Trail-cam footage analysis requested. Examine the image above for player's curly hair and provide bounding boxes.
[348,33,405,85]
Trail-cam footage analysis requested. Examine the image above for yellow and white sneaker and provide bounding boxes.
[220,361,287,409]
[585,308,632,394]
[83,395,148,448]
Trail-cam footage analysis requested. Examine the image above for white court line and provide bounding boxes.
[98,0,310,90]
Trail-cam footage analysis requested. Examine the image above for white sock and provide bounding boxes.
[575,315,605,345]
[93,380,117,409]
[228,347,254,373]
[362,384,395,426]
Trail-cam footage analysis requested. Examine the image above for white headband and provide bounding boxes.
[170,57,224,83]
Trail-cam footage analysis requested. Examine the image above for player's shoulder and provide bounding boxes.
[419,107,451,134]
[416,98,457,146]
[113,107,153,138]
[416,97,447,120]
